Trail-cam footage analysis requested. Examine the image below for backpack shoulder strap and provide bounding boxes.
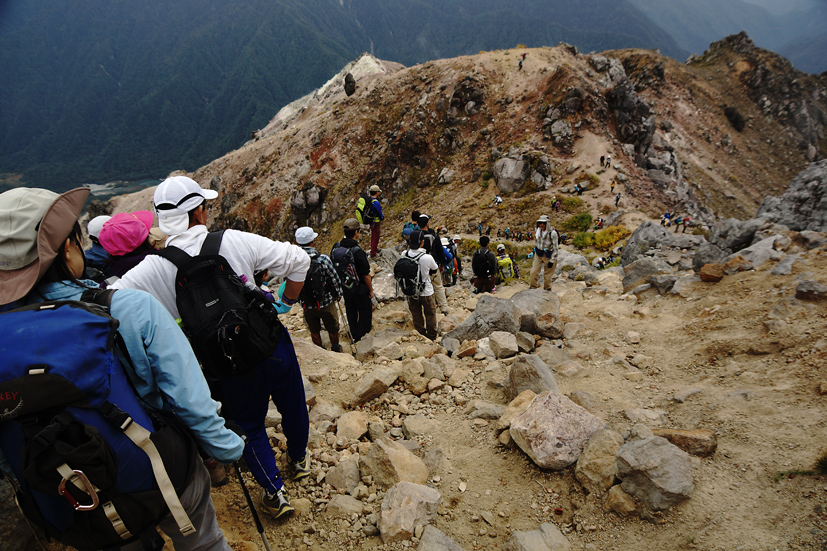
[200,230,225,256]
[157,245,192,271]
[80,288,115,309]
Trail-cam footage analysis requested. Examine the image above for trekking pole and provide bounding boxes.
[234,462,273,551]
[335,299,357,354]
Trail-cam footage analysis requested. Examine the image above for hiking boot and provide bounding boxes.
[260,489,294,519]
[204,458,228,487]
[291,451,312,480]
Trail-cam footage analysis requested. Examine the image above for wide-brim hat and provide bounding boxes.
[99,210,154,256]
[0,187,89,304]
[537,214,550,223]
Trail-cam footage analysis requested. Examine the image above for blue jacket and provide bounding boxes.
[84,241,110,270]
[0,280,244,475]
[370,197,384,221]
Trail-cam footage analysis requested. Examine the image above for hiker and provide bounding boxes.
[84,214,111,273]
[417,214,450,314]
[400,230,439,340]
[332,218,374,343]
[495,244,516,284]
[674,216,682,233]
[471,236,498,294]
[518,58,523,71]
[367,184,383,257]
[451,234,462,286]
[606,156,611,168]
[98,210,158,278]
[493,195,503,206]
[682,216,690,233]
[295,226,343,352]
[478,222,483,236]
[440,237,457,287]
[111,176,311,520]
[530,214,558,291]
[610,180,616,194]
[600,155,605,167]
[615,192,621,206]
[0,187,244,551]
[401,210,420,244]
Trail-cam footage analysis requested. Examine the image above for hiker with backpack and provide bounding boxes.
[471,236,498,294]
[395,230,439,340]
[98,210,159,278]
[111,176,311,520]
[0,187,244,551]
[417,214,450,314]
[331,218,374,343]
[529,214,558,291]
[495,243,516,284]
[84,214,111,274]
[401,210,420,244]
[355,185,384,258]
[295,226,343,352]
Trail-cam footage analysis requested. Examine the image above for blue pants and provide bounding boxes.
[213,328,308,494]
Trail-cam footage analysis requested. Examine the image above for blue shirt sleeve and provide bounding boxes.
[109,289,245,463]
[371,198,384,221]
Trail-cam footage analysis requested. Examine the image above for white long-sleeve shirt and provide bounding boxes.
[112,225,310,319]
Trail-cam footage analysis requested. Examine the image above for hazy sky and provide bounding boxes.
[741,0,819,14]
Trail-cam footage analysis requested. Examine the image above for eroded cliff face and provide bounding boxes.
[143,34,826,251]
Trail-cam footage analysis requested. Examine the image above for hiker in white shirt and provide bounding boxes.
[402,230,439,340]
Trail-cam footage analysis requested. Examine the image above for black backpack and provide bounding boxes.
[158,231,283,378]
[331,243,362,294]
[298,252,327,309]
[0,289,197,551]
[394,251,426,297]
[472,248,496,277]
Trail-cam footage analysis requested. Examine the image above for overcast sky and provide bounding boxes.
[741,0,819,14]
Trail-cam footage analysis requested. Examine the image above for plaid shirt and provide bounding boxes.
[534,228,559,261]
[300,246,343,309]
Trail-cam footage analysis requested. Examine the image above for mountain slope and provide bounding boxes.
[0,0,686,191]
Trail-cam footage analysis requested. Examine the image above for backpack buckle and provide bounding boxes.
[58,470,100,511]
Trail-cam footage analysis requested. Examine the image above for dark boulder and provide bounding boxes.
[344,73,356,96]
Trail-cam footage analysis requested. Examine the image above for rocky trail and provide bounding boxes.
[203,213,827,551]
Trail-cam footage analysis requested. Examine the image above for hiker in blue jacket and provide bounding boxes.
[0,187,244,551]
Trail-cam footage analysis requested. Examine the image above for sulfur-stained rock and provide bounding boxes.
[651,428,717,457]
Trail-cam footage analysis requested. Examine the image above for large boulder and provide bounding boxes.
[616,436,695,511]
[757,160,827,231]
[509,289,561,333]
[501,522,570,551]
[710,217,765,253]
[510,391,605,470]
[361,438,429,489]
[620,220,702,266]
[417,526,467,551]
[575,429,625,494]
[505,355,559,400]
[622,257,672,293]
[692,241,728,272]
[379,482,441,543]
[444,295,521,342]
[493,157,530,193]
[721,235,784,268]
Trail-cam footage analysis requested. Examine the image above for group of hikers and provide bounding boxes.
[0,177,562,551]
[660,211,691,232]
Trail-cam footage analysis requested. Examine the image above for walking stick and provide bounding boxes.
[335,299,358,354]
[234,462,273,551]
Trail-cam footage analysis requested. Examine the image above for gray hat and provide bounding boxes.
[536,214,550,224]
[87,215,111,239]
[0,187,89,304]
[343,218,361,231]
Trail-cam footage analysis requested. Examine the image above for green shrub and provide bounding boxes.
[482,171,492,180]
[562,213,593,233]
[560,197,584,213]
[572,231,594,249]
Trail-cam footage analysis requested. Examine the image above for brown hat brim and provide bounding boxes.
[0,187,89,304]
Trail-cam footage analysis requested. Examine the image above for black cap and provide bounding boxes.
[409,230,423,247]
[418,214,431,227]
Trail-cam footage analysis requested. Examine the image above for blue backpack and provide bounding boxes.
[0,289,197,551]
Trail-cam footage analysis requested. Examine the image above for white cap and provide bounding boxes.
[453,234,461,241]
[496,243,505,251]
[153,176,218,235]
[295,226,318,245]
[87,215,111,239]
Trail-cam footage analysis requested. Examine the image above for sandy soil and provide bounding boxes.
[202,239,827,551]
